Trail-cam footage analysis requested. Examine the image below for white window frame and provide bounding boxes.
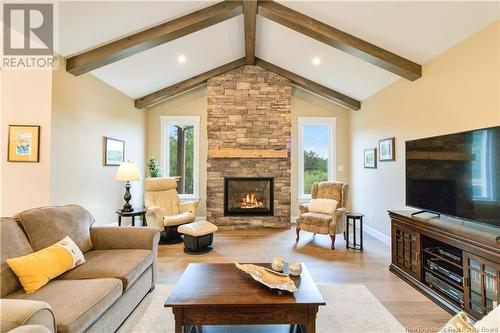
[298,117,336,201]
[160,116,200,200]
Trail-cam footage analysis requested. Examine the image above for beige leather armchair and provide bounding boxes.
[144,177,198,243]
[296,181,349,249]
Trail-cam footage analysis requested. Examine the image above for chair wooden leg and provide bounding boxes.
[330,234,336,249]
[296,228,300,241]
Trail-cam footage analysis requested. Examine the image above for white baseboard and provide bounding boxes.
[363,224,391,246]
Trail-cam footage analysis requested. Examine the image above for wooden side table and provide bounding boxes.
[346,213,364,251]
[115,207,147,227]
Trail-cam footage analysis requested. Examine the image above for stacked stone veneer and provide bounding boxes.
[206,65,292,229]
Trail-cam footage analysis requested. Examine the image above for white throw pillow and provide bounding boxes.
[438,312,477,333]
[309,199,338,215]
[474,305,500,332]
[57,236,86,267]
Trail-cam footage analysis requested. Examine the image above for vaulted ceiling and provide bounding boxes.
[57,1,499,110]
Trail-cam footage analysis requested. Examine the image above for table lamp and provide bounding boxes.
[115,161,141,212]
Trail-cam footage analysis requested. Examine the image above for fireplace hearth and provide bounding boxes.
[224,177,274,216]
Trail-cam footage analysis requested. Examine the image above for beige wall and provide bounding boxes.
[145,84,351,218]
[51,60,146,225]
[350,20,500,237]
[1,69,53,216]
[146,86,208,215]
[291,88,351,217]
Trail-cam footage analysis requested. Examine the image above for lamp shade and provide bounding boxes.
[115,161,140,181]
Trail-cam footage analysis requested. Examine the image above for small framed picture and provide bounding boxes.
[364,148,377,169]
[8,125,40,162]
[379,137,395,161]
[104,137,124,166]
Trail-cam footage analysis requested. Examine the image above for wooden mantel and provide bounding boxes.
[208,149,288,159]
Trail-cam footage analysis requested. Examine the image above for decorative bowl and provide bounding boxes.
[235,263,297,292]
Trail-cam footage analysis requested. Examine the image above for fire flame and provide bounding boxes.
[238,193,264,209]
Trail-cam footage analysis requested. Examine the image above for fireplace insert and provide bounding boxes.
[224,177,274,216]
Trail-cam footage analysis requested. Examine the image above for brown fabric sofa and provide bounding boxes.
[0,205,160,333]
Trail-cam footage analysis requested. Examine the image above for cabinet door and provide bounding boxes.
[463,252,499,318]
[392,223,421,280]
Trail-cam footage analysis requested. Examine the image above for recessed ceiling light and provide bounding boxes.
[312,57,321,66]
[177,55,187,64]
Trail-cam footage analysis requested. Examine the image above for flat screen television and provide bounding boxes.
[406,126,500,228]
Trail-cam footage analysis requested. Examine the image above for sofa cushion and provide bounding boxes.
[1,218,33,297]
[5,278,122,333]
[297,212,334,235]
[17,205,94,253]
[58,249,153,291]
[299,212,333,227]
[8,325,53,333]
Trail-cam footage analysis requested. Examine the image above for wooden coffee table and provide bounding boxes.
[165,263,325,333]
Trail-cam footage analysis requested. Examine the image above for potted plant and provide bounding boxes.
[147,156,162,178]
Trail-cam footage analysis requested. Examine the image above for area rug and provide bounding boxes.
[118,284,406,333]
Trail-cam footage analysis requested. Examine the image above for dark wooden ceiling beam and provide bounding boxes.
[257,1,421,81]
[67,1,243,76]
[255,58,361,110]
[135,57,247,109]
[243,0,258,65]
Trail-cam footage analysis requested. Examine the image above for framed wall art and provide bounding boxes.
[379,137,395,161]
[104,137,125,166]
[364,148,377,169]
[8,125,40,162]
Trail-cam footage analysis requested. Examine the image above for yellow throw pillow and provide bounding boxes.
[7,236,85,294]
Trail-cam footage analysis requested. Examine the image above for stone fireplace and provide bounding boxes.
[206,65,291,229]
[224,177,274,216]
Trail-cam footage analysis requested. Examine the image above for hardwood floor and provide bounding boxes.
[157,227,451,332]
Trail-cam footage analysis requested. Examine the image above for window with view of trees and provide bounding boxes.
[168,125,194,194]
[298,117,335,199]
[161,116,200,199]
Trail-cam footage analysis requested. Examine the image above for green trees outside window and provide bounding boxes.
[304,150,328,195]
[168,125,194,194]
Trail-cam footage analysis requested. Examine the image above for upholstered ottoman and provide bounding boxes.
[178,221,218,254]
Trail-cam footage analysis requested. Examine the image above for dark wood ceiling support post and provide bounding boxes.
[243,0,258,65]
[66,1,243,75]
[257,1,421,81]
[175,126,185,194]
[255,58,361,110]
[135,57,247,108]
